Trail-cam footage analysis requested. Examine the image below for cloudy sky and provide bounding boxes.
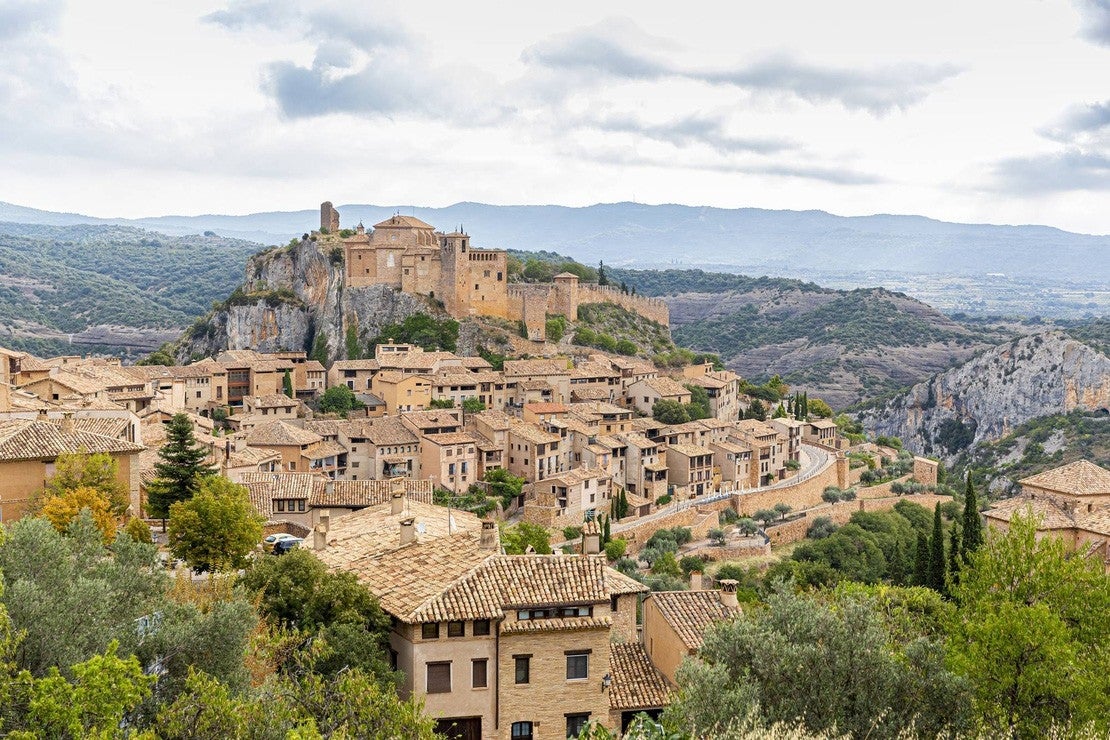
[1,0,1109,233]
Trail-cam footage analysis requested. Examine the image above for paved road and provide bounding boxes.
[607,442,835,535]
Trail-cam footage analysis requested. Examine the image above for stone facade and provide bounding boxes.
[331,206,668,341]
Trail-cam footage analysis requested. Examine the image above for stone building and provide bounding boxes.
[329,206,669,341]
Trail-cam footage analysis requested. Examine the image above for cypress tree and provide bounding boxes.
[961,471,984,561]
[146,413,218,525]
[913,531,929,586]
[928,503,947,594]
[889,538,906,585]
[947,522,962,589]
[282,369,294,398]
[602,514,611,545]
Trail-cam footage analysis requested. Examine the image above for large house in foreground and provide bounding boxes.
[313,495,668,739]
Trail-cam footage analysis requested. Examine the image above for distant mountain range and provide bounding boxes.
[2,200,1107,289]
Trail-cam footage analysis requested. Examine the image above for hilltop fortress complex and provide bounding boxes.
[320,202,668,342]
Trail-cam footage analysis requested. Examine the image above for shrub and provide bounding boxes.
[604,538,627,561]
[807,516,839,539]
[562,525,583,541]
[719,508,739,525]
[655,494,672,506]
[737,517,759,536]
[708,528,726,546]
[822,488,841,504]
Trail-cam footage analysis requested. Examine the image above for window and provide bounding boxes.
[610,594,619,612]
[514,655,530,684]
[566,651,589,680]
[472,659,488,688]
[473,619,490,636]
[511,722,533,740]
[297,500,306,512]
[275,500,285,512]
[421,623,439,639]
[426,662,451,693]
[566,714,590,737]
[447,620,465,637]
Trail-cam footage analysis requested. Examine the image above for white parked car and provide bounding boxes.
[264,533,299,545]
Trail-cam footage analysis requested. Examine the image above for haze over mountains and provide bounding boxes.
[2,199,1107,286]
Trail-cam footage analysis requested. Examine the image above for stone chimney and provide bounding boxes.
[391,490,405,515]
[400,517,416,545]
[480,519,497,550]
[690,571,704,590]
[718,579,739,609]
[60,412,75,434]
[325,479,334,496]
[313,509,330,551]
[582,519,601,555]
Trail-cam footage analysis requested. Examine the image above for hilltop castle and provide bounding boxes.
[320,202,669,341]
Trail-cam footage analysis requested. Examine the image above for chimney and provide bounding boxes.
[313,509,330,550]
[718,579,739,609]
[400,517,416,545]
[391,490,405,515]
[60,412,75,434]
[583,530,601,555]
[325,479,334,496]
[690,571,704,590]
[480,519,497,550]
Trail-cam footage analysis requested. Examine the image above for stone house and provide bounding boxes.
[419,432,480,493]
[642,584,741,685]
[682,369,742,422]
[503,360,572,406]
[506,420,563,482]
[524,467,611,526]
[769,417,805,465]
[244,420,328,474]
[372,371,432,414]
[665,444,715,499]
[312,498,652,740]
[625,377,692,417]
[732,420,786,486]
[618,433,669,500]
[984,460,1110,572]
[328,359,381,392]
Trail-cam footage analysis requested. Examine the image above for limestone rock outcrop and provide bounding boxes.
[860,331,1110,461]
[177,238,437,363]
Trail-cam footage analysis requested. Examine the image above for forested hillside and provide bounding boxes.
[0,223,261,355]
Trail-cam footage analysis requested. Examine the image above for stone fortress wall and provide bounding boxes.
[320,202,669,341]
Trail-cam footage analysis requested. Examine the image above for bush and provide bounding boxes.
[655,494,672,506]
[604,538,627,561]
[707,528,726,546]
[562,525,583,541]
[651,551,683,577]
[719,508,739,525]
[822,488,841,504]
[737,518,759,536]
[615,339,638,356]
[753,509,778,526]
[124,517,153,544]
[680,555,707,576]
[806,516,839,539]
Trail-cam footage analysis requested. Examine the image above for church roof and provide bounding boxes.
[1019,460,1110,497]
[373,215,436,230]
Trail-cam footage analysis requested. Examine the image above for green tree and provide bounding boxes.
[651,551,683,577]
[428,397,455,409]
[746,399,767,421]
[913,531,929,586]
[345,321,362,360]
[500,522,552,554]
[146,413,217,522]
[597,261,608,286]
[773,502,792,520]
[684,384,712,420]
[483,467,525,509]
[461,397,486,413]
[947,522,961,588]
[168,476,264,572]
[665,585,970,738]
[960,471,983,561]
[927,503,946,594]
[309,333,329,364]
[613,488,629,520]
[124,516,153,544]
[652,399,690,425]
[318,385,365,416]
[282,369,294,398]
[948,515,1110,737]
[807,397,833,418]
[41,450,129,516]
[737,517,759,536]
[753,509,777,527]
[604,538,627,561]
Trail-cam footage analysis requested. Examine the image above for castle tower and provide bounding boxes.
[439,231,470,316]
[320,201,340,233]
[552,272,580,319]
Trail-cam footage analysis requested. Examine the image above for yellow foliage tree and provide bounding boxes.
[39,486,117,543]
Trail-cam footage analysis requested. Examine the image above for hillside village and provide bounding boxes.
[0,217,1107,738]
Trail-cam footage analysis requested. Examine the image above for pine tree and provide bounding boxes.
[961,471,984,561]
[597,261,609,286]
[913,531,929,586]
[928,503,947,594]
[146,413,217,525]
[947,522,962,589]
[282,369,294,398]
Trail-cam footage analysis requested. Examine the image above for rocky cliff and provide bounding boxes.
[859,331,1110,461]
[176,238,439,362]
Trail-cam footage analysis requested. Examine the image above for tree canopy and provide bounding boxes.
[146,414,217,520]
[167,476,264,572]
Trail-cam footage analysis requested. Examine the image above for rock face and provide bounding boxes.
[177,238,438,362]
[860,331,1110,461]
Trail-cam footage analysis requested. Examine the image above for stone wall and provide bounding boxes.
[617,506,723,554]
[761,493,955,547]
[576,284,670,326]
[731,462,840,517]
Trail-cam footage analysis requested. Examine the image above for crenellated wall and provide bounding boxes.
[576,284,669,326]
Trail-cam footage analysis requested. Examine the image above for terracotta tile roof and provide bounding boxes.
[28,370,105,396]
[303,360,327,373]
[247,394,299,409]
[0,419,144,461]
[619,433,658,450]
[609,642,672,709]
[648,590,738,650]
[227,446,280,468]
[500,615,612,634]
[424,432,478,446]
[571,361,620,380]
[303,420,346,437]
[246,421,322,447]
[351,417,418,446]
[503,359,570,377]
[470,410,514,430]
[309,479,434,508]
[330,359,381,371]
[984,495,1110,536]
[66,417,131,440]
[524,402,568,415]
[374,214,435,229]
[1019,460,1110,497]
[667,443,713,458]
[808,418,839,429]
[571,388,614,402]
[400,410,462,430]
[636,377,690,397]
[605,566,650,595]
[306,441,347,459]
[508,421,561,445]
[240,471,327,499]
[520,379,553,391]
[107,389,154,401]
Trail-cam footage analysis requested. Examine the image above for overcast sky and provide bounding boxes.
[1,0,1108,233]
